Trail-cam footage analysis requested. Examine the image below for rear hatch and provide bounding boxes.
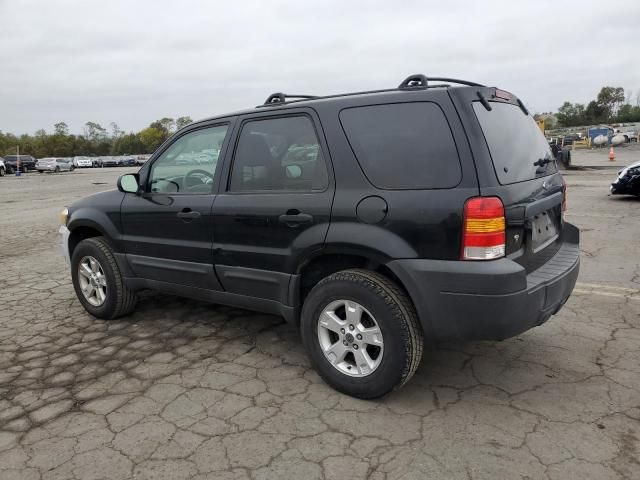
[464,89,565,272]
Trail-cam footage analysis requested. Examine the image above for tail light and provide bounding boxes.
[462,197,506,260]
[561,176,567,212]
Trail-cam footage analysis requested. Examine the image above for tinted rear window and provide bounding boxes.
[340,102,462,189]
[473,102,557,185]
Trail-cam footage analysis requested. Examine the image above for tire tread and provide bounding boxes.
[80,237,136,319]
[309,268,423,396]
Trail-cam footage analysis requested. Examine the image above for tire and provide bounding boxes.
[0,167,4,177]
[301,269,423,399]
[38,170,43,173]
[70,166,75,172]
[55,166,60,173]
[71,236,137,319]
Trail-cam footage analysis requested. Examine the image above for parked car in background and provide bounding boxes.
[3,155,36,173]
[73,156,93,168]
[101,156,120,167]
[0,157,5,176]
[136,155,151,166]
[610,160,640,196]
[36,157,75,173]
[613,129,638,143]
[120,156,137,167]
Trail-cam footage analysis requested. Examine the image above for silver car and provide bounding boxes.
[36,157,75,173]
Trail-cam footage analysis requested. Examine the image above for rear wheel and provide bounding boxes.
[0,167,4,177]
[301,269,423,399]
[54,166,60,173]
[71,237,137,319]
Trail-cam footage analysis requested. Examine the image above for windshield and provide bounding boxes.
[473,102,557,185]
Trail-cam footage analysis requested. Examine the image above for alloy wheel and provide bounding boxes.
[317,299,384,377]
[77,256,107,306]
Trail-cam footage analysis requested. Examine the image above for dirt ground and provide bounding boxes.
[0,161,638,480]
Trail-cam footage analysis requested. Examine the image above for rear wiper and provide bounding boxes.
[533,157,551,167]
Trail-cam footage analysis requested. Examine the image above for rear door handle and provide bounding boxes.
[278,212,313,226]
[177,208,201,221]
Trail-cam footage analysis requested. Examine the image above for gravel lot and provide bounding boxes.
[0,163,639,479]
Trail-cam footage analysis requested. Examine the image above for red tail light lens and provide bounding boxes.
[462,197,506,260]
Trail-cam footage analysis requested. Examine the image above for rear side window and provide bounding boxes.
[229,116,328,192]
[339,102,461,189]
[473,102,557,185]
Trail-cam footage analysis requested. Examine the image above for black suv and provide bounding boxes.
[4,155,36,173]
[59,75,580,398]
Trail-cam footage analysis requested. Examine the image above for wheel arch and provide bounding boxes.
[295,248,414,318]
[67,213,122,258]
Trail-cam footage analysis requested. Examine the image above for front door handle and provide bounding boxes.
[177,208,201,221]
[278,211,313,227]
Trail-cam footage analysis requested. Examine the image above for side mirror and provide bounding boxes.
[117,174,140,194]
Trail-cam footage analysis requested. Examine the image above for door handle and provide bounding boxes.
[177,208,201,221]
[278,211,313,226]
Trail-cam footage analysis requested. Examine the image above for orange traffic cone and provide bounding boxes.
[609,146,615,161]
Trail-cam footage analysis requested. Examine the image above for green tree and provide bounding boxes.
[596,86,625,119]
[556,102,585,127]
[54,122,69,136]
[176,116,193,130]
[138,127,166,153]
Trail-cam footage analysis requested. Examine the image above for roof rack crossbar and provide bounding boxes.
[424,77,485,87]
[398,74,485,89]
[263,92,318,105]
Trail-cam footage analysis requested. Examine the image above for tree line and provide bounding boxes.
[551,86,640,128]
[0,116,193,158]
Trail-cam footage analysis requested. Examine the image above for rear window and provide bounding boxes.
[340,102,462,189]
[473,102,557,185]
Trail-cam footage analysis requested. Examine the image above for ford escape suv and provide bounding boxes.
[59,74,579,398]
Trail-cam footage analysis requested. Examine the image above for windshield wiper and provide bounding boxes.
[533,157,551,167]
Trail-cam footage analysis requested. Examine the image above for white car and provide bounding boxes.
[0,157,5,176]
[73,156,93,168]
[36,157,74,173]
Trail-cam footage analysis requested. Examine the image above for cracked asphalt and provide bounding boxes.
[0,163,638,479]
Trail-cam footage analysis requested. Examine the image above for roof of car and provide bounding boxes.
[191,75,486,127]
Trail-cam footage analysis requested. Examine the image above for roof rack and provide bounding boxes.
[257,74,486,108]
[263,92,318,105]
[398,74,485,89]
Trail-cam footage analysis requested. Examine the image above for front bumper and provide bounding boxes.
[388,223,580,341]
[59,225,71,265]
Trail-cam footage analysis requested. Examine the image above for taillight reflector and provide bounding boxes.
[462,197,506,260]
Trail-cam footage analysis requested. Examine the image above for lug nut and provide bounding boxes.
[343,340,348,346]
[353,344,359,350]
[349,324,355,331]
[356,334,362,340]
[340,328,345,334]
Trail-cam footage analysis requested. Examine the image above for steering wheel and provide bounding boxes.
[183,169,214,191]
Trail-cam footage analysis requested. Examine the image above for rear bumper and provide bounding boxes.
[388,223,580,341]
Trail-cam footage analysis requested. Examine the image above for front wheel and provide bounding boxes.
[301,269,423,399]
[0,167,4,177]
[71,237,137,319]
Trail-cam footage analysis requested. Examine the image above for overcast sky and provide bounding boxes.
[1,0,638,135]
